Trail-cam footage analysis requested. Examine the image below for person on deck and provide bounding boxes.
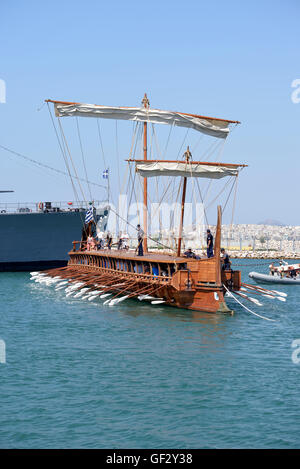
[87,235,96,251]
[80,225,88,251]
[97,232,104,250]
[184,248,194,258]
[206,229,214,258]
[136,224,144,256]
[221,248,231,270]
[106,233,112,250]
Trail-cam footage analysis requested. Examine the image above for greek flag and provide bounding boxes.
[85,207,94,224]
[102,169,109,179]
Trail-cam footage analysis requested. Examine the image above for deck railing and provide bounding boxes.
[0,200,105,214]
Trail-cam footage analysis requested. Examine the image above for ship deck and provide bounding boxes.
[69,249,211,264]
[70,248,206,264]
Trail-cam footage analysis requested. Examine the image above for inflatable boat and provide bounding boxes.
[249,271,300,285]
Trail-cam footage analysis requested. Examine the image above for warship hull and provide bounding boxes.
[0,210,107,272]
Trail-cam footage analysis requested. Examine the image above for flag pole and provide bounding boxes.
[107,166,109,203]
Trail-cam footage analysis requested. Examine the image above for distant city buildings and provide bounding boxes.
[148,223,300,258]
[210,224,300,257]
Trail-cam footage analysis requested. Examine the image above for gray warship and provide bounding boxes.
[0,199,109,271]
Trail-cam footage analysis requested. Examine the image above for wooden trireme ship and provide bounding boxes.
[39,94,248,313]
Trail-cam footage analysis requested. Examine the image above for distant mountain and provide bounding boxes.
[257,219,285,226]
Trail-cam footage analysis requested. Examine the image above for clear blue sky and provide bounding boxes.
[0,0,299,225]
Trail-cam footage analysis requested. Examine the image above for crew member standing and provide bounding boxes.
[136,224,144,256]
[206,229,214,258]
[221,248,231,270]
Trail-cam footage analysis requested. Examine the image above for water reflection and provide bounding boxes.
[120,298,234,353]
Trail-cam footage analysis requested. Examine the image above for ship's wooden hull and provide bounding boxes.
[41,248,241,314]
[41,206,241,314]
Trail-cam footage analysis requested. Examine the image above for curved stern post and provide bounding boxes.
[215,205,222,286]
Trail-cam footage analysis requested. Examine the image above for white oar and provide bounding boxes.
[55,281,69,289]
[66,291,75,297]
[237,292,263,307]
[73,288,90,298]
[103,298,112,305]
[89,290,103,296]
[44,277,61,284]
[89,292,102,300]
[138,295,163,301]
[35,277,48,283]
[30,274,45,280]
[31,275,43,281]
[57,280,69,286]
[65,282,85,292]
[100,293,112,299]
[244,283,287,298]
[108,295,129,306]
[151,300,166,305]
[87,295,99,301]
[272,290,287,298]
[223,284,275,322]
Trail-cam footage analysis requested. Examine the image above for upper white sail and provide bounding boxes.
[53,102,232,138]
[134,161,240,179]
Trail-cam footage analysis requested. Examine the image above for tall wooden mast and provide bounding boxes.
[177,147,191,257]
[142,93,149,253]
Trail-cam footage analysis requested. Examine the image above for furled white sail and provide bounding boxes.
[135,161,240,179]
[53,102,231,138]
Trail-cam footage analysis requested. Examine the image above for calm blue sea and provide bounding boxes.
[0,259,300,449]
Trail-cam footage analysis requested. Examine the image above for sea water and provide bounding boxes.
[0,259,300,449]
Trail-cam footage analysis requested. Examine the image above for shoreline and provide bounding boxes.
[229,253,300,260]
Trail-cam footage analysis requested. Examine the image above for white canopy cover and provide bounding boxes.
[135,161,240,179]
[53,102,231,138]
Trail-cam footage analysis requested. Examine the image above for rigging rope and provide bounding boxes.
[47,103,87,228]
[0,142,106,190]
[57,117,88,206]
[228,173,239,248]
[76,117,93,201]
[47,104,82,204]
[96,120,106,169]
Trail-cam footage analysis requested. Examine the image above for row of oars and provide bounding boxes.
[229,281,287,308]
[29,268,166,306]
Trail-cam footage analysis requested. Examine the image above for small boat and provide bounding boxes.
[249,271,300,285]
